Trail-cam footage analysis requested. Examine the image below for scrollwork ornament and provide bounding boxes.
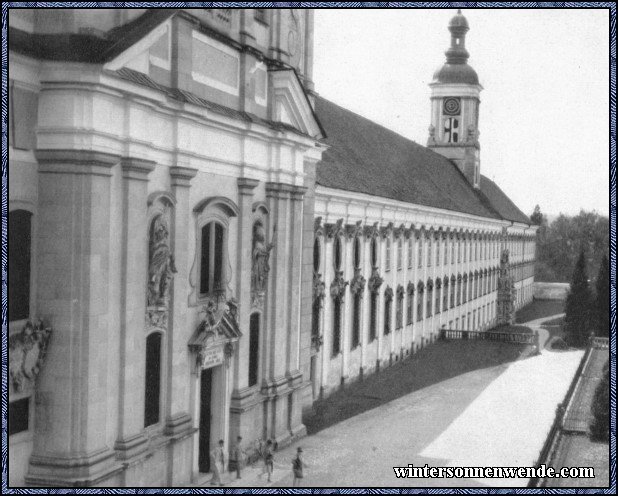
[313,272,326,301]
[384,285,394,303]
[330,271,348,302]
[9,319,52,392]
[350,267,366,296]
[368,267,384,294]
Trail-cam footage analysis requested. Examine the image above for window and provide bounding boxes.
[352,293,361,349]
[249,313,260,387]
[313,238,321,272]
[426,282,433,317]
[450,277,455,309]
[145,332,162,427]
[462,275,468,304]
[435,237,440,266]
[407,285,414,325]
[396,287,404,329]
[444,117,459,143]
[418,238,423,268]
[371,238,378,267]
[254,8,268,24]
[384,291,392,335]
[312,297,320,341]
[9,397,29,436]
[408,238,413,268]
[456,277,462,306]
[9,210,32,322]
[354,237,361,269]
[332,299,342,356]
[385,237,391,271]
[427,237,432,267]
[417,285,424,321]
[334,237,342,271]
[443,278,449,310]
[444,238,449,265]
[457,239,461,263]
[200,221,225,295]
[435,280,441,314]
[397,237,403,271]
[451,239,455,264]
[369,293,377,341]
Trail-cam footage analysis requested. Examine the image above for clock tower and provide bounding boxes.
[427,10,482,188]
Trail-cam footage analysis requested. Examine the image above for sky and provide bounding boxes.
[313,8,610,218]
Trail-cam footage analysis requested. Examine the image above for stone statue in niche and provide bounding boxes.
[251,222,276,295]
[9,319,52,392]
[148,213,177,308]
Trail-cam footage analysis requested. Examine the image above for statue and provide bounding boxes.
[148,214,176,307]
[427,124,437,146]
[251,222,276,294]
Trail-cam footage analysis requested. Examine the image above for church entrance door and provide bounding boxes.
[198,368,212,473]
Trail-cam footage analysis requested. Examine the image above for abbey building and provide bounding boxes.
[7,8,536,487]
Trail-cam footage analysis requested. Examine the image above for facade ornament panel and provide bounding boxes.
[384,285,394,302]
[330,270,348,302]
[251,222,276,309]
[325,218,344,239]
[368,267,384,294]
[313,272,326,301]
[345,220,363,239]
[147,209,176,331]
[407,281,415,294]
[394,224,406,239]
[396,284,405,298]
[314,216,324,236]
[9,319,52,393]
[364,221,380,240]
[380,222,394,238]
[350,267,366,296]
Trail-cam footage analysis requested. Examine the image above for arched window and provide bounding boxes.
[334,236,342,271]
[200,221,225,295]
[396,286,404,329]
[444,237,449,265]
[384,288,392,335]
[456,276,462,306]
[435,236,440,266]
[249,313,260,387]
[385,237,391,271]
[353,237,361,270]
[418,237,423,268]
[407,237,413,268]
[435,279,441,314]
[332,298,342,356]
[406,283,414,325]
[9,210,32,322]
[371,238,378,267]
[451,237,455,265]
[457,238,462,263]
[352,291,361,349]
[397,237,403,271]
[426,280,433,317]
[145,332,162,427]
[417,283,424,321]
[450,276,456,309]
[427,237,432,267]
[443,277,449,310]
[369,291,378,342]
[462,274,468,303]
[313,238,321,272]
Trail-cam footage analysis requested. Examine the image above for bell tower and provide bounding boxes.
[427,10,482,188]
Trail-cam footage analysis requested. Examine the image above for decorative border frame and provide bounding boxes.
[1,2,615,494]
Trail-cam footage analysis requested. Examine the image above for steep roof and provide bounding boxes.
[314,96,529,225]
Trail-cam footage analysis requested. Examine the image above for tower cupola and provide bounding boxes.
[427,10,483,189]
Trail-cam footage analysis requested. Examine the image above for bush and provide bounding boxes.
[589,360,609,442]
[563,251,593,348]
[550,337,569,350]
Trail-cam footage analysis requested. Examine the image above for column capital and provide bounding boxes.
[36,149,120,176]
[290,185,308,202]
[169,166,198,188]
[237,177,260,195]
[121,157,156,181]
[265,181,294,199]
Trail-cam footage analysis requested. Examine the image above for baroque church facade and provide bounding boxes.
[7,8,536,487]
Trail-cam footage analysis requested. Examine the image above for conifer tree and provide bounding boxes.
[589,360,609,442]
[563,250,593,347]
[594,254,609,337]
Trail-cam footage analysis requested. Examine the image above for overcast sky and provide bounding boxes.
[313,8,610,218]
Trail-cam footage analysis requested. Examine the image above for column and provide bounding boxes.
[114,157,155,461]
[320,237,333,396]
[29,150,120,485]
[341,234,352,382]
[360,234,371,375]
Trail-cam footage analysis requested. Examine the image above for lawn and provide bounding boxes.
[548,434,609,488]
[303,339,531,435]
[515,299,565,323]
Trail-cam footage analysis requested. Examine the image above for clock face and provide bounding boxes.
[443,97,461,116]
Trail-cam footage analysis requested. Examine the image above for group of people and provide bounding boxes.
[209,437,306,487]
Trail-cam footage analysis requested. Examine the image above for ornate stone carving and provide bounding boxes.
[394,224,406,239]
[251,222,276,308]
[325,218,344,239]
[396,284,405,298]
[367,267,384,294]
[384,285,394,302]
[380,222,394,239]
[497,249,515,325]
[427,124,437,146]
[148,213,176,308]
[407,281,415,294]
[314,216,323,235]
[364,222,379,240]
[466,124,479,143]
[346,220,363,239]
[313,272,326,301]
[350,267,366,296]
[9,319,52,392]
[330,271,348,302]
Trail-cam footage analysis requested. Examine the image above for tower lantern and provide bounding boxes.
[427,9,483,188]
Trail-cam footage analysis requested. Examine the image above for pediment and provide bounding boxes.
[270,68,324,139]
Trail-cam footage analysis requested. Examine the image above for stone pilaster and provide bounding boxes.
[114,157,156,461]
[28,149,121,486]
[164,166,198,436]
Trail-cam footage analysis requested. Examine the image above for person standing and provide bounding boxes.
[210,439,227,486]
[292,447,305,487]
[232,435,246,479]
[263,439,274,482]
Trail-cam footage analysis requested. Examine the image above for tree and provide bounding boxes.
[530,204,544,225]
[594,254,609,336]
[589,360,609,442]
[563,250,593,347]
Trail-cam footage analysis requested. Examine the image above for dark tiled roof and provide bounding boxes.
[315,96,503,220]
[479,176,531,224]
[9,10,176,63]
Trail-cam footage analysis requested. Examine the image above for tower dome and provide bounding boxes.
[432,9,479,85]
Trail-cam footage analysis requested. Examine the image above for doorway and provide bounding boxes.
[198,368,212,473]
